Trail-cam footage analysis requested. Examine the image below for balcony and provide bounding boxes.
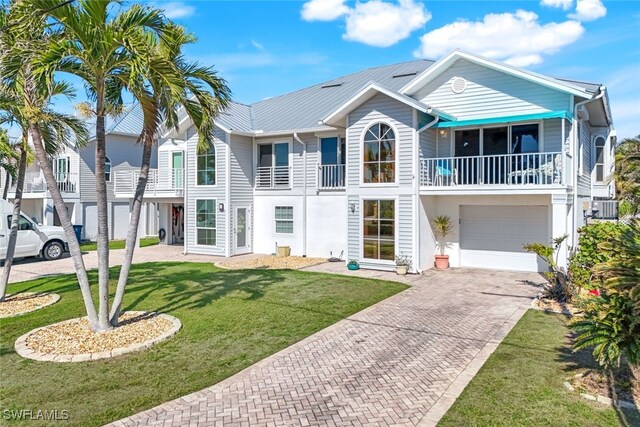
[256,166,291,189]
[2,172,78,196]
[420,152,566,190]
[317,164,345,190]
[114,168,184,198]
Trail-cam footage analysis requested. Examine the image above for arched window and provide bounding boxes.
[197,143,216,185]
[594,136,605,182]
[104,156,112,182]
[363,123,395,183]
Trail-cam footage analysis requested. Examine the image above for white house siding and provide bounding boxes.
[420,194,551,271]
[345,94,416,270]
[419,128,437,158]
[229,134,254,255]
[577,120,592,196]
[184,125,227,256]
[306,194,347,258]
[415,59,571,119]
[253,195,303,255]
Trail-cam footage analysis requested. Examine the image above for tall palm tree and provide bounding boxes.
[109,24,230,325]
[0,129,20,200]
[0,0,94,316]
[30,0,173,331]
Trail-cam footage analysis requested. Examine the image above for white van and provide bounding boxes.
[0,200,68,261]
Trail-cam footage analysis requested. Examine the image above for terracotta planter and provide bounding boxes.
[395,265,408,276]
[434,254,449,269]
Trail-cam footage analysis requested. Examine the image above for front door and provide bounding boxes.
[234,205,251,254]
[172,152,183,189]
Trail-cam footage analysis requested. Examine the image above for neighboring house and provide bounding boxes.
[115,50,615,273]
[1,104,159,241]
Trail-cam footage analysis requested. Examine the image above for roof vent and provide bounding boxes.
[392,72,418,78]
[451,77,467,94]
[321,83,342,89]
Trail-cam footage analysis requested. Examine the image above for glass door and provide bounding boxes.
[234,206,251,254]
[454,129,480,185]
[172,151,183,189]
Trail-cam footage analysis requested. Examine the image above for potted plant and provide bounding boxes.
[347,259,360,270]
[395,254,412,276]
[432,215,453,269]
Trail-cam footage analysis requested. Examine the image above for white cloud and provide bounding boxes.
[343,0,430,47]
[159,2,195,19]
[414,10,584,67]
[540,0,573,10]
[301,0,349,21]
[569,0,606,21]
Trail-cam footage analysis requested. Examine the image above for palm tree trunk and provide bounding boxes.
[2,170,10,200]
[95,113,112,331]
[109,139,152,325]
[29,124,99,328]
[0,147,27,300]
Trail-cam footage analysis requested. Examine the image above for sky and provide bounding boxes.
[14,0,640,139]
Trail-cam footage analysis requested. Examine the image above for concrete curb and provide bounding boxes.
[14,311,181,363]
[0,293,61,318]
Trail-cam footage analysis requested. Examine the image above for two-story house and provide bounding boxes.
[119,50,614,273]
[2,103,159,241]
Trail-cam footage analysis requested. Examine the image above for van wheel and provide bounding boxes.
[43,241,64,260]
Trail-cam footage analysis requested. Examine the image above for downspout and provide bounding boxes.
[182,136,188,255]
[414,111,440,273]
[226,131,232,257]
[293,133,307,257]
[572,88,605,247]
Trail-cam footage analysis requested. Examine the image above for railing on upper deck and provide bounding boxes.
[113,168,184,196]
[255,166,291,189]
[317,164,346,190]
[420,152,564,188]
[1,171,78,194]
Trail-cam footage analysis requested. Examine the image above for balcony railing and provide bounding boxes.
[420,152,563,188]
[2,172,78,194]
[317,164,345,190]
[256,166,291,189]
[113,168,183,197]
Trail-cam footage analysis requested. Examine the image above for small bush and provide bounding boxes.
[524,235,572,302]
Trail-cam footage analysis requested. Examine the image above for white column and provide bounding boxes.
[551,194,570,269]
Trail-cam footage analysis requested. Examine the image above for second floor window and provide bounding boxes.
[594,136,605,182]
[105,156,112,182]
[257,141,290,187]
[53,157,69,182]
[197,144,216,185]
[363,123,395,183]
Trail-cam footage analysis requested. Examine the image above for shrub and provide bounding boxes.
[524,235,572,302]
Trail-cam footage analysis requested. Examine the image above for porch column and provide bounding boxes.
[551,194,571,270]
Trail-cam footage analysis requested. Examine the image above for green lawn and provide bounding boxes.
[0,262,406,426]
[439,310,640,426]
[79,236,160,251]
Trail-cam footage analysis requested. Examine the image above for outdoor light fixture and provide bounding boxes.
[439,128,448,138]
[350,203,356,213]
[218,203,224,212]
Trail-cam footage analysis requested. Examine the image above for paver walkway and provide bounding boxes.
[110,266,544,427]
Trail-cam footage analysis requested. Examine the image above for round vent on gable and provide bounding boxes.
[451,77,467,94]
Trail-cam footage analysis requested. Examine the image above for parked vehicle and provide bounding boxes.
[0,200,68,261]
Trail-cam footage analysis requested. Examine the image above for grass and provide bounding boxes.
[439,310,640,426]
[79,236,160,251]
[0,262,406,426]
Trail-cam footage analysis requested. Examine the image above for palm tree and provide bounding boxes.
[0,0,94,316]
[109,24,230,325]
[611,135,640,215]
[0,129,20,200]
[29,0,175,331]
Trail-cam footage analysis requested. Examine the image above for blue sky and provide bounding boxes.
[22,0,640,139]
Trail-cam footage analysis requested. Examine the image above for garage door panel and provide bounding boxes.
[460,205,548,272]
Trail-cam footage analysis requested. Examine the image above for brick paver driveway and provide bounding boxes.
[110,267,544,427]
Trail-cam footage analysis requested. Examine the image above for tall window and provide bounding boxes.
[594,136,605,182]
[511,124,539,154]
[197,144,216,185]
[104,156,112,182]
[196,199,216,245]
[274,206,293,234]
[363,200,395,260]
[363,123,395,183]
[54,157,69,182]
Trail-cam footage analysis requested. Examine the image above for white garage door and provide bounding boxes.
[460,205,548,272]
[111,203,131,240]
[83,203,97,241]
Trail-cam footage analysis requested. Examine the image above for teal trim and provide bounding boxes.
[434,110,572,128]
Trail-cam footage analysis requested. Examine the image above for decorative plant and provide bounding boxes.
[432,215,453,256]
[347,259,359,266]
[524,234,572,302]
[395,254,412,270]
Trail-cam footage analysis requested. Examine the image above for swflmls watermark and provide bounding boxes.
[2,409,69,421]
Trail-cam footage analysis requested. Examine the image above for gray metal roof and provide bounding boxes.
[249,60,434,132]
[216,101,253,133]
[555,78,601,94]
[107,103,144,136]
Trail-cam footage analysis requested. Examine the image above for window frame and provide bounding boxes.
[194,198,217,247]
[255,138,292,189]
[360,121,398,187]
[104,156,112,182]
[593,135,606,183]
[360,197,397,264]
[195,143,217,187]
[274,206,294,235]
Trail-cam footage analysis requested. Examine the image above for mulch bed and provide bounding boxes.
[0,293,60,318]
[531,297,577,316]
[217,255,327,270]
[572,365,640,405]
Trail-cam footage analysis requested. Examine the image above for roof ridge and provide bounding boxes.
[105,102,138,134]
